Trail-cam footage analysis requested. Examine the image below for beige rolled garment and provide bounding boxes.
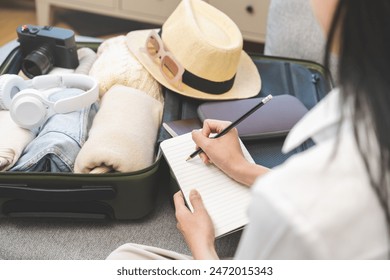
[74,85,163,173]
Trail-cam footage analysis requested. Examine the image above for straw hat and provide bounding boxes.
[126,0,261,100]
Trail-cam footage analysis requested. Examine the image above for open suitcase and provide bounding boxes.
[0,38,166,220]
[0,37,333,220]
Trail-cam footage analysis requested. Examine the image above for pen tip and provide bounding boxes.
[186,156,191,162]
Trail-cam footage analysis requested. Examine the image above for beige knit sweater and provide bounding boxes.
[89,35,164,103]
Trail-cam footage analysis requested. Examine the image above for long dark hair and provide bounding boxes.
[325,0,390,222]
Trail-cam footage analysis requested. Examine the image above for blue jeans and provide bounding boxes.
[11,88,98,172]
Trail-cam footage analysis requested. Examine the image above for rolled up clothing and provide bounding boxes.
[89,35,163,103]
[0,111,35,171]
[74,85,163,173]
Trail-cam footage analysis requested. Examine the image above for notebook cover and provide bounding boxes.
[197,94,308,140]
[162,118,202,137]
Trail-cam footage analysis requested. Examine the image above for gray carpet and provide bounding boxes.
[0,187,241,259]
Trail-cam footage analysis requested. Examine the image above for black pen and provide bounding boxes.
[186,94,273,161]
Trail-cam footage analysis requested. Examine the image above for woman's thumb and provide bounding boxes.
[190,189,205,212]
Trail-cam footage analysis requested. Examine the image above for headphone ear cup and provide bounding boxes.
[9,89,48,129]
[0,74,27,110]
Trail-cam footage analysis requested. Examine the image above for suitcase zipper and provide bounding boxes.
[284,62,295,96]
[311,73,322,103]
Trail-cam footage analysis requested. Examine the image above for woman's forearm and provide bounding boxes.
[191,243,220,260]
[231,161,270,187]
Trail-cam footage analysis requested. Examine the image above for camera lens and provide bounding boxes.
[22,45,54,78]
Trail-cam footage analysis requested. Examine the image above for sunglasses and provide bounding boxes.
[144,30,184,89]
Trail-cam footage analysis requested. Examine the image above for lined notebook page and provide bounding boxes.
[160,132,254,238]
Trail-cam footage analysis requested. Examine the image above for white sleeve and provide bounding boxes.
[234,180,329,260]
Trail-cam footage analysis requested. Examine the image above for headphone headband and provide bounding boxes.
[0,73,99,129]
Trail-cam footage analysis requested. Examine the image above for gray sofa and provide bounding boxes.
[265,0,325,62]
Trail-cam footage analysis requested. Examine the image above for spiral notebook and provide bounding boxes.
[160,132,254,238]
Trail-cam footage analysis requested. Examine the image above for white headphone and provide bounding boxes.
[0,74,98,129]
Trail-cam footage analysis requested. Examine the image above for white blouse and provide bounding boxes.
[234,89,389,259]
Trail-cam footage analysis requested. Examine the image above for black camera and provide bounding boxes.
[17,24,79,78]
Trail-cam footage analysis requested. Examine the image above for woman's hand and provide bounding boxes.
[192,119,243,167]
[192,119,270,186]
[174,190,219,260]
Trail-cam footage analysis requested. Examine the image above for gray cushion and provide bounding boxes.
[264,0,338,81]
[264,0,325,62]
